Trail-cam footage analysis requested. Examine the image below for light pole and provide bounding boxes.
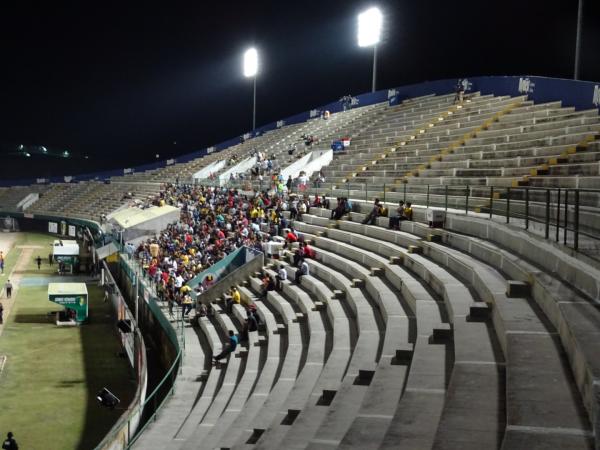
[574,0,584,80]
[358,7,383,92]
[244,47,259,130]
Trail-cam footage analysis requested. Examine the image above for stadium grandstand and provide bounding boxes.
[1,2,600,450]
[0,74,599,450]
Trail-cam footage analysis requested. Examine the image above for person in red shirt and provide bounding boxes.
[284,229,298,249]
[302,242,316,259]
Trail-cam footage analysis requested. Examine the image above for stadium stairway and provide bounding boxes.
[290,205,597,449]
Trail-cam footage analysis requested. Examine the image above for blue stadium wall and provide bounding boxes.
[3,75,599,187]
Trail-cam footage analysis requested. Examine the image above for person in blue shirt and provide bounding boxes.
[213,330,238,362]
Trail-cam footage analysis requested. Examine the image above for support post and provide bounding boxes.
[489,186,494,219]
[525,188,529,230]
[556,188,561,242]
[574,189,580,251]
[506,187,511,223]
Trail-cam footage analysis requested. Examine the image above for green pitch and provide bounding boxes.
[0,233,135,450]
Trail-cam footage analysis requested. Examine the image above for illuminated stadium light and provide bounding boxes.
[40,146,47,153]
[357,7,383,92]
[357,7,383,47]
[18,144,24,151]
[243,47,259,130]
[63,150,70,158]
[243,48,258,78]
[24,152,31,157]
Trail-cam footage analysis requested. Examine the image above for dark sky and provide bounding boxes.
[1,0,598,180]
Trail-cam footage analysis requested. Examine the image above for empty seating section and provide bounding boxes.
[291,94,600,237]
[2,89,600,450]
[0,185,50,211]
[26,181,161,221]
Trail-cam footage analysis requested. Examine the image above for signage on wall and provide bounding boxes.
[68,225,76,237]
[48,222,58,234]
[310,109,319,118]
[64,176,73,183]
[206,146,216,154]
[123,168,133,174]
[166,158,176,165]
[387,88,398,99]
[277,120,285,128]
[518,77,535,94]
[461,78,473,92]
[593,85,600,107]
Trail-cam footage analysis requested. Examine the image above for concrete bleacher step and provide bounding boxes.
[245,270,329,449]
[506,280,531,297]
[431,323,453,342]
[427,215,599,448]
[295,213,506,449]
[196,292,283,450]
[220,281,305,449]
[179,306,247,449]
[468,302,491,321]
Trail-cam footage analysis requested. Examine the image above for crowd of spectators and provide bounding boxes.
[134,183,306,318]
[131,178,413,360]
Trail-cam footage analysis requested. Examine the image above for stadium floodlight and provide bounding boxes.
[243,47,259,130]
[63,150,70,158]
[243,48,258,78]
[358,7,382,47]
[357,7,383,92]
[40,146,47,153]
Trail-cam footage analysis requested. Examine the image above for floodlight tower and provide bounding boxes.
[358,7,383,92]
[244,47,259,130]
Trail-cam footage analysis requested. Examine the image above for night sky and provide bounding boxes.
[1,0,598,180]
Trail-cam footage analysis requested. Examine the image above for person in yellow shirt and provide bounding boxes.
[226,286,241,313]
[182,294,194,316]
[403,202,413,221]
[180,284,192,295]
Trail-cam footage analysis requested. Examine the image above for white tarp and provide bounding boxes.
[218,156,257,186]
[53,239,79,256]
[280,149,333,180]
[110,205,180,242]
[193,159,227,180]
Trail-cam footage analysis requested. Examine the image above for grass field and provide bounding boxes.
[0,232,135,450]
[1,232,57,279]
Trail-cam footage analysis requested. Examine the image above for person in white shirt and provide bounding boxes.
[277,265,287,291]
[175,275,184,289]
[294,259,309,284]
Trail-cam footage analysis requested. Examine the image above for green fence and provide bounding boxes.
[94,252,185,449]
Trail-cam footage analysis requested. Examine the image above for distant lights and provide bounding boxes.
[40,146,47,153]
[63,150,70,158]
[24,152,31,157]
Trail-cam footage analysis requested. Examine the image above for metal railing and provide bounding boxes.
[229,179,600,256]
